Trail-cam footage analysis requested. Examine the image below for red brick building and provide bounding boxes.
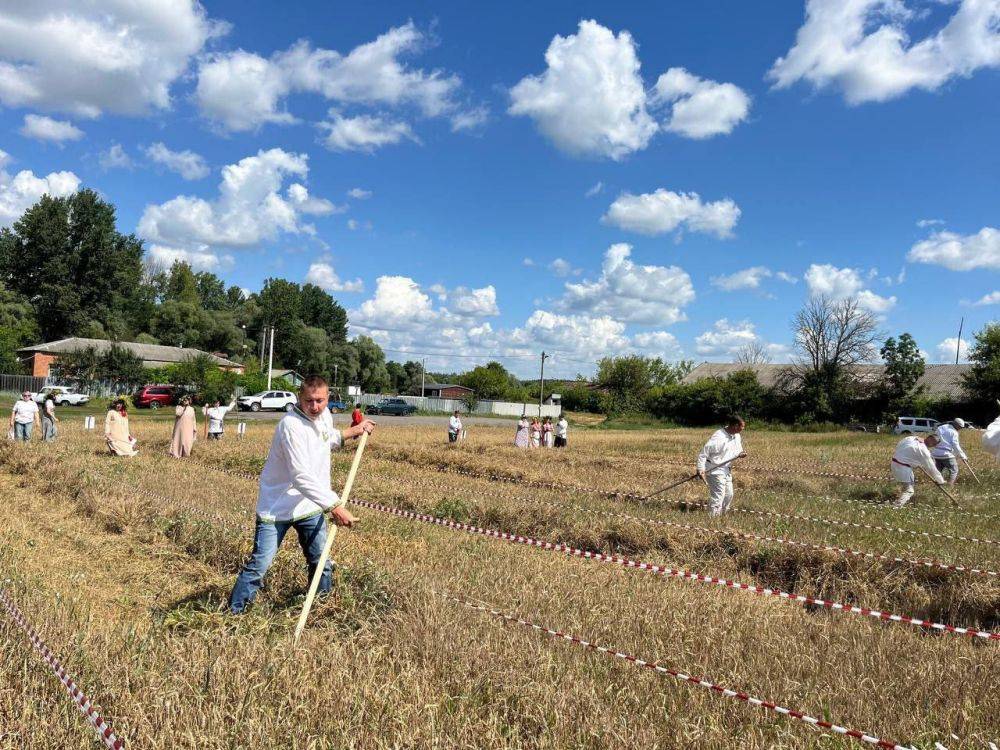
[423,382,474,399]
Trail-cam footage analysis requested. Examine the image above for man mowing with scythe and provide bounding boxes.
[229,375,376,615]
[697,415,748,517]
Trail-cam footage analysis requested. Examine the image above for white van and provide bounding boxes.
[893,416,940,435]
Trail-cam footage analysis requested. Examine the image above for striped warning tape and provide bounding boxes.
[352,498,1000,641]
[192,457,1000,552]
[364,472,999,578]
[0,587,125,749]
[434,589,914,750]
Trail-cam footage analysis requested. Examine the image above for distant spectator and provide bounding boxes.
[41,393,58,442]
[169,395,197,458]
[9,390,39,442]
[514,414,530,448]
[554,414,568,448]
[204,397,236,441]
[530,417,541,449]
[448,410,463,443]
[351,405,364,427]
[542,416,554,448]
[105,399,137,456]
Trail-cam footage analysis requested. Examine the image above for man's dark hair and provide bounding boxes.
[300,374,329,392]
[726,414,744,427]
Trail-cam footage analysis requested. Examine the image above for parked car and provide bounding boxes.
[328,399,348,413]
[31,385,90,406]
[239,390,297,412]
[134,384,179,409]
[365,398,417,416]
[893,416,940,435]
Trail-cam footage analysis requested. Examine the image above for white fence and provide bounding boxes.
[357,393,561,418]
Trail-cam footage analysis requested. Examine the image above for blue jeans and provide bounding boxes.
[229,513,334,614]
[13,422,32,441]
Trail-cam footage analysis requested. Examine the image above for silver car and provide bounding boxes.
[893,416,940,435]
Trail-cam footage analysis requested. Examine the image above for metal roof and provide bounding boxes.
[18,337,241,368]
[682,362,972,398]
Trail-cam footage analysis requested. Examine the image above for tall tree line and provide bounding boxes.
[0,188,391,391]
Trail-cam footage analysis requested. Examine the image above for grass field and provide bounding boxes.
[0,415,997,749]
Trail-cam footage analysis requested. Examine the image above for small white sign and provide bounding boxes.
[237,422,247,437]
[84,416,95,430]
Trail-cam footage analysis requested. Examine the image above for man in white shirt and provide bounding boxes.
[9,390,40,442]
[203,397,236,440]
[229,375,376,614]
[448,410,462,443]
[555,415,568,448]
[891,434,946,507]
[931,418,968,485]
[696,415,747,517]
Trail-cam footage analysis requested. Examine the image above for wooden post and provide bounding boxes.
[293,431,369,643]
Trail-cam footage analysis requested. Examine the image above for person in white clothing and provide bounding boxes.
[696,415,747,517]
[891,434,946,507]
[448,410,462,443]
[229,375,376,614]
[931,418,968,485]
[554,415,568,448]
[983,411,1000,461]
[9,391,39,441]
[204,396,237,440]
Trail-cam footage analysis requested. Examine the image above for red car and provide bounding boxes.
[134,384,178,409]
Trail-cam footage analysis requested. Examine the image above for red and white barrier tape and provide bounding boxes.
[352,498,1000,641]
[362,470,1000,576]
[0,587,124,749]
[435,589,913,750]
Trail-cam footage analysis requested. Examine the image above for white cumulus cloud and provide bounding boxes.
[144,142,210,180]
[935,337,969,363]
[768,0,1000,105]
[509,20,656,160]
[908,227,1000,271]
[19,114,83,144]
[99,144,133,171]
[652,67,751,139]
[632,330,683,360]
[602,188,740,238]
[146,244,233,272]
[318,111,418,153]
[695,318,790,360]
[137,148,333,252]
[450,285,500,317]
[509,20,749,159]
[347,187,372,199]
[305,260,363,293]
[711,266,773,291]
[196,22,471,133]
[0,1,223,118]
[0,150,79,227]
[804,263,896,313]
[973,290,1000,306]
[557,243,695,325]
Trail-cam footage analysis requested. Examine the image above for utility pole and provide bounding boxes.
[258,327,266,370]
[538,351,548,417]
[334,363,338,393]
[266,326,275,390]
[956,317,964,365]
[420,357,426,398]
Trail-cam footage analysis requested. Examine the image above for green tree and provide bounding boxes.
[100,344,146,389]
[54,346,101,390]
[195,271,227,309]
[257,278,302,365]
[167,353,237,404]
[962,323,1000,419]
[596,355,690,414]
[353,336,389,392]
[0,283,39,372]
[299,283,348,343]
[460,361,514,400]
[880,333,925,418]
[0,189,145,340]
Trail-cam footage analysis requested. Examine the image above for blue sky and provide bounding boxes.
[1,1,998,377]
